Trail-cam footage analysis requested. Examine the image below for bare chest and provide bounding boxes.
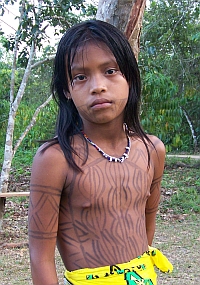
[58,151,154,269]
[63,155,153,216]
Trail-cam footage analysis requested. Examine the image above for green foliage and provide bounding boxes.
[13,99,58,148]
[0,0,97,66]
[161,157,200,214]
[0,147,33,172]
[23,62,53,105]
[140,0,200,152]
[0,99,57,158]
[0,68,11,99]
[0,37,12,100]
[140,71,183,151]
[0,0,97,154]
[163,187,200,214]
[0,0,98,194]
[0,144,33,171]
[0,100,9,146]
[0,0,96,157]
[0,67,24,101]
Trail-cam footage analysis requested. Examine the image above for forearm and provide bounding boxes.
[145,211,156,245]
[29,239,59,285]
[146,223,155,245]
[30,259,59,285]
[29,232,59,284]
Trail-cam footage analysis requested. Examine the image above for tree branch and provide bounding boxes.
[9,1,25,104]
[180,106,198,151]
[13,95,53,156]
[31,56,55,69]
[12,40,36,113]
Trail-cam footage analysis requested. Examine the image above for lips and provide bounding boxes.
[90,98,112,108]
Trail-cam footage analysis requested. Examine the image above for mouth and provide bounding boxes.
[90,98,112,108]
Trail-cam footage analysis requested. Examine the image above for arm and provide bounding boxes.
[145,138,166,245]
[28,145,67,285]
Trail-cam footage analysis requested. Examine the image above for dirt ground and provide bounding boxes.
[155,215,200,284]
[0,158,200,284]
[1,199,199,285]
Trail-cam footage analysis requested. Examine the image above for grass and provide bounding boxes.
[155,214,200,284]
[161,157,200,214]
[0,156,200,284]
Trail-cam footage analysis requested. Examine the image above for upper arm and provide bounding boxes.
[28,145,67,259]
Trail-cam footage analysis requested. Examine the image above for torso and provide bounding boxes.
[57,135,155,271]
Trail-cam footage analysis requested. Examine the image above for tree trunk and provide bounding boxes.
[0,1,47,230]
[0,34,35,231]
[96,0,135,32]
[124,0,146,60]
[96,0,146,60]
[0,42,35,229]
[0,41,36,192]
[181,107,198,152]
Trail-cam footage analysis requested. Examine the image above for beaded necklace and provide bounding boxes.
[82,130,131,163]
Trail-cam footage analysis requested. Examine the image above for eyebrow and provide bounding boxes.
[71,59,118,73]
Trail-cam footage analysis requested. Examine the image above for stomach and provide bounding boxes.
[57,211,148,271]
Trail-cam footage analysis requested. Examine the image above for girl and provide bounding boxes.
[28,20,173,285]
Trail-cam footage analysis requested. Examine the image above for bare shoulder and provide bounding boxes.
[147,134,165,155]
[31,142,68,189]
[146,135,166,176]
[34,142,66,164]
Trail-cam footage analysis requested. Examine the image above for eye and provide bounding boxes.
[105,68,118,75]
[73,74,87,82]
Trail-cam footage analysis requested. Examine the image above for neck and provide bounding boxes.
[82,125,131,163]
[82,122,126,145]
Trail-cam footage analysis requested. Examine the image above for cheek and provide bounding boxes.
[118,82,129,101]
[117,77,129,93]
[71,94,87,109]
[116,98,129,113]
[69,86,84,107]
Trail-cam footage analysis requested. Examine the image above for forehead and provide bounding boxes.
[70,41,116,66]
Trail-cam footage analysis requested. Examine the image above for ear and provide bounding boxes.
[63,90,71,100]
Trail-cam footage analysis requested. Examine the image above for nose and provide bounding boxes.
[90,74,107,95]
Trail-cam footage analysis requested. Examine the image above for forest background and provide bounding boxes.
[0,1,199,283]
[0,0,199,189]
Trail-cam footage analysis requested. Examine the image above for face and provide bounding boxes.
[67,42,129,126]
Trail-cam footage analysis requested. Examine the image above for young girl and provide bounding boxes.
[28,20,173,285]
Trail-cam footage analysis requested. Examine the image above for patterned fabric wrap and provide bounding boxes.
[64,246,173,285]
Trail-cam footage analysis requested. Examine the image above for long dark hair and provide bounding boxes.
[47,20,153,171]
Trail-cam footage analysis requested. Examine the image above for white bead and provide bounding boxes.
[84,133,131,163]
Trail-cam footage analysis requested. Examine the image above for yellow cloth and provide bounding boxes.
[64,247,173,285]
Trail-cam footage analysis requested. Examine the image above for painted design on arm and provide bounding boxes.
[29,184,61,240]
[145,175,162,214]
